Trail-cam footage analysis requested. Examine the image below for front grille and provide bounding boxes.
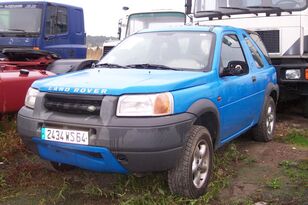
[103,46,114,56]
[256,30,280,53]
[44,94,103,115]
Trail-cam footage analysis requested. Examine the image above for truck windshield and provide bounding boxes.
[126,12,186,37]
[99,31,214,71]
[194,0,307,16]
[0,4,42,34]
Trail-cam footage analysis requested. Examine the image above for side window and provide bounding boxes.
[221,34,246,68]
[56,7,68,34]
[249,33,271,64]
[45,6,57,35]
[244,36,264,68]
[45,6,68,35]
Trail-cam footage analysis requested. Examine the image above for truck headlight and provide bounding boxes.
[286,69,301,80]
[116,92,174,117]
[25,87,39,109]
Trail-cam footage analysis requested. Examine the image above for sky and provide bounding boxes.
[2,0,185,36]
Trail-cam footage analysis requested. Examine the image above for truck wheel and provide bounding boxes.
[252,97,276,142]
[304,96,308,118]
[168,125,213,198]
[50,162,74,172]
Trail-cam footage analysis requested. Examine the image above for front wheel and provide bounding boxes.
[168,125,213,198]
[252,97,276,142]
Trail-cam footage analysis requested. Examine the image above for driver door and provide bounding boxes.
[219,33,258,142]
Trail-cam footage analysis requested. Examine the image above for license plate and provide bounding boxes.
[41,127,89,145]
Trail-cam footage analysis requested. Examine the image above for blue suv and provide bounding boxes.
[17,26,278,198]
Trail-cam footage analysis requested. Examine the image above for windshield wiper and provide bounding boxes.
[247,6,291,15]
[219,7,259,16]
[126,64,178,70]
[196,10,230,19]
[95,63,127,69]
[8,28,27,32]
[219,7,250,12]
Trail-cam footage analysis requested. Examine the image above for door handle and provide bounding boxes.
[252,76,257,82]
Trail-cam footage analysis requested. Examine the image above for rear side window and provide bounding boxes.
[244,36,264,68]
[249,33,271,64]
[45,6,68,35]
[221,34,246,68]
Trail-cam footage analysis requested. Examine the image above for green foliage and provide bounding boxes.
[266,178,281,189]
[52,178,70,203]
[279,160,308,184]
[82,182,104,198]
[284,130,308,147]
[0,173,7,188]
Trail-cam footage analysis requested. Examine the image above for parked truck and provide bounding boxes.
[102,9,187,56]
[0,1,86,58]
[185,0,308,117]
[0,1,93,114]
[18,25,278,198]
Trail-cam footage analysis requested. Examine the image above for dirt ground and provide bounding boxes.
[0,103,307,205]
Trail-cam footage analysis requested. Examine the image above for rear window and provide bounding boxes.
[249,33,272,64]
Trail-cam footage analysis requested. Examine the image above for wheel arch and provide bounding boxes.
[266,83,279,104]
[187,99,221,149]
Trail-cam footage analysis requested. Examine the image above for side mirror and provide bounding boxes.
[221,61,248,76]
[185,0,192,14]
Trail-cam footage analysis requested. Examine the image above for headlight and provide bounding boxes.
[286,69,301,80]
[25,87,39,109]
[117,92,174,117]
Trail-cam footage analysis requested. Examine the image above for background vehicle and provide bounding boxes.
[185,0,308,117]
[0,49,95,114]
[18,26,278,198]
[102,9,187,56]
[0,1,86,59]
[0,1,93,114]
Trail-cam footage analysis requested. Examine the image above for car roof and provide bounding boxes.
[138,25,249,35]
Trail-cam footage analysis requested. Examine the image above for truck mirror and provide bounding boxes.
[185,0,192,14]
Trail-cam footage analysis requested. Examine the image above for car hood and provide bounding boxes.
[33,68,211,96]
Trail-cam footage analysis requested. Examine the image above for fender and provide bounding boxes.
[46,59,98,75]
[187,99,221,149]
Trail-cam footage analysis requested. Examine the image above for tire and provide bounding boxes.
[50,162,75,172]
[168,125,213,198]
[252,97,276,142]
[304,96,308,119]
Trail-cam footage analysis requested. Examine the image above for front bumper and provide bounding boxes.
[276,64,308,97]
[17,99,195,173]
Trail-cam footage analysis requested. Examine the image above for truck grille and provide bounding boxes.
[44,94,103,115]
[256,30,280,53]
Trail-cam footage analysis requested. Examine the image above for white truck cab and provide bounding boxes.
[102,9,187,56]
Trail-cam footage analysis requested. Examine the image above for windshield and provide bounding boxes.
[126,12,186,37]
[0,4,42,33]
[99,31,214,71]
[194,0,307,16]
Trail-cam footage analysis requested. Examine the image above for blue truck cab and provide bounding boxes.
[0,1,86,58]
[17,26,278,198]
